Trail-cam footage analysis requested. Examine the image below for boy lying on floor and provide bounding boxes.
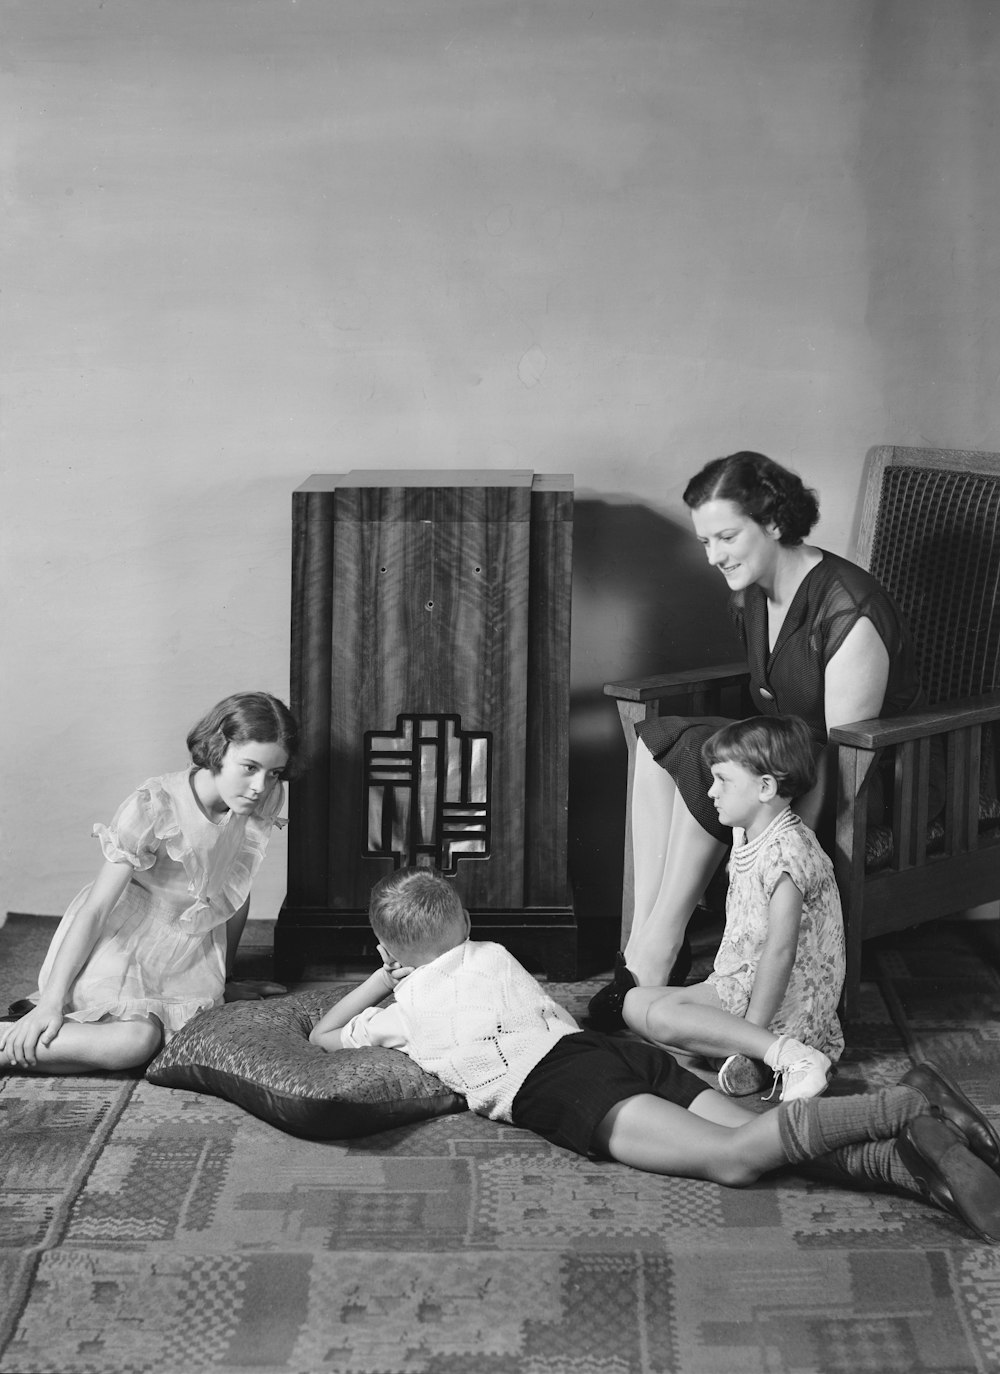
[310,866,1000,1243]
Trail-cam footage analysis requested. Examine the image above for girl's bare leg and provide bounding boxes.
[1,1018,163,1074]
[623,983,779,1062]
[592,1088,787,1183]
[626,745,726,985]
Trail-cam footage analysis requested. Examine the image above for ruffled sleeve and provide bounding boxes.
[92,785,166,870]
[91,773,288,935]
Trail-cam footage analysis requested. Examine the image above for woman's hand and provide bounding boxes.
[223,978,287,1002]
[0,1000,65,1068]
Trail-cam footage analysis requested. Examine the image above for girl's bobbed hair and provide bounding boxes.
[683,451,820,546]
[701,715,817,800]
[186,692,300,775]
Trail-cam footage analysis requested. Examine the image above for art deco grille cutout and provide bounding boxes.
[363,714,491,873]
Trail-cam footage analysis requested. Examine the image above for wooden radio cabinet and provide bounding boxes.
[275,470,576,979]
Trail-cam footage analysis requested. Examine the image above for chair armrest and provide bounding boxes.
[603,663,749,704]
[828,689,1000,750]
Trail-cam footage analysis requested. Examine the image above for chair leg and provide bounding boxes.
[839,912,864,1023]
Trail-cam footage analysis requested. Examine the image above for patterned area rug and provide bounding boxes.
[2,915,1000,1374]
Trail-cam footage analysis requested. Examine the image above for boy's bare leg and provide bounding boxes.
[592,1083,1000,1242]
[593,1081,948,1178]
[592,1089,787,1183]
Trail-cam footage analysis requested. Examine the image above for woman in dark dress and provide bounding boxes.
[588,451,940,1030]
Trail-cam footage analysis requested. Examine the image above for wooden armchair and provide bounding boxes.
[604,446,1000,1020]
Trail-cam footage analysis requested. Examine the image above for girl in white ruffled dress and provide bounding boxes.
[0,692,298,1074]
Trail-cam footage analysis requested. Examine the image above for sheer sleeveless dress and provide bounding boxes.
[637,551,943,844]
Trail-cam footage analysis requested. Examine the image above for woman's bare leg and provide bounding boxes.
[592,1089,787,1183]
[626,747,726,985]
[1,1018,163,1074]
[628,740,680,938]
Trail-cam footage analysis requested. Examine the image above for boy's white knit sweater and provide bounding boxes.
[339,939,580,1121]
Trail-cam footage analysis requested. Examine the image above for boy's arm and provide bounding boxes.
[743,874,802,1030]
[309,949,412,1052]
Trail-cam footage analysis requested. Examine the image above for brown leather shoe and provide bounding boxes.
[900,1061,1000,1173]
[898,1115,1000,1243]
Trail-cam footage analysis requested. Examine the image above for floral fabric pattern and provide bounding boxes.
[708,807,845,1060]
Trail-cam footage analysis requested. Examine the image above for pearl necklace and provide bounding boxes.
[730,806,799,873]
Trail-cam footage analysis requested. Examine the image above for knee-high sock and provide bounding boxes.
[778,1086,926,1166]
[799,1140,919,1197]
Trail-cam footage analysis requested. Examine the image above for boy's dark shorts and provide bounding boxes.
[510,1029,708,1157]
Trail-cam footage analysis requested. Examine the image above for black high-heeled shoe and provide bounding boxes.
[586,952,636,1031]
[586,934,693,1032]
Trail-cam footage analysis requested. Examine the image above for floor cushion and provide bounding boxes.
[146,988,465,1139]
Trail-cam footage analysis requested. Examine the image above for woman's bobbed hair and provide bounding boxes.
[701,714,817,800]
[186,692,300,775]
[683,451,819,546]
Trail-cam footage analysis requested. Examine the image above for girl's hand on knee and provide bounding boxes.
[0,1003,64,1067]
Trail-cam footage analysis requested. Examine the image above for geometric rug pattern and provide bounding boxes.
[2,915,1000,1373]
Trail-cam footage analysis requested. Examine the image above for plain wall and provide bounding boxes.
[2,1,999,947]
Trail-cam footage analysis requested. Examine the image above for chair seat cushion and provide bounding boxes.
[145,989,466,1139]
[864,793,1000,872]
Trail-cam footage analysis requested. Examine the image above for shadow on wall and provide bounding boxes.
[567,498,737,968]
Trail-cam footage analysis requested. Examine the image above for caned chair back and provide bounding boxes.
[857,448,1000,706]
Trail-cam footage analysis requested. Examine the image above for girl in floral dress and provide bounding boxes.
[0,692,298,1074]
[623,715,845,1102]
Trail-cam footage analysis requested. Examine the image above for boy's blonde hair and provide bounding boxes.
[368,866,465,951]
[702,715,817,799]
